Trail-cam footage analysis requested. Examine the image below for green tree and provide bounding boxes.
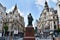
[3,24,8,36]
[58,28,60,32]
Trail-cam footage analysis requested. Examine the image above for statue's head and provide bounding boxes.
[29,13,31,15]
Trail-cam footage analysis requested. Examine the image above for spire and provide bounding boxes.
[45,0,48,8]
[44,0,49,11]
[13,4,17,13]
[14,4,17,10]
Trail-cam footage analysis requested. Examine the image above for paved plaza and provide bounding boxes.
[0,36,53,40]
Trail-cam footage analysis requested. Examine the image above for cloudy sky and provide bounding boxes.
[0,0,57,27]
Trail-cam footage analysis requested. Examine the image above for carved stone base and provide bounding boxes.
[24,26,35,40]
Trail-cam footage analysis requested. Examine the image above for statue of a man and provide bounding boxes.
[28,13,33,26]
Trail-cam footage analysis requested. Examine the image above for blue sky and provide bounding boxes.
[0,0,57,27]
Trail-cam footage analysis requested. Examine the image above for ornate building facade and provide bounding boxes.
[0,3,6,32]
[36,1,59,35]
[5,5,25,34]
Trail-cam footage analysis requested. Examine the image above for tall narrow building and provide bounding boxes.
[57,0,60,28]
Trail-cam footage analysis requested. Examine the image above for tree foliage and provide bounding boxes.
[58,28,60,32]
[3,24,8,36]
[4,24,8,32]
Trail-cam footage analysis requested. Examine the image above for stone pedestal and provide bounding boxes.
[24,26,35,40]
[55,37,60,40]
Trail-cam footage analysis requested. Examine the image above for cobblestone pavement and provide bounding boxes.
[0,36,53,40]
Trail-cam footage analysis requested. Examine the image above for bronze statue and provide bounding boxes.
[28,13,33,26]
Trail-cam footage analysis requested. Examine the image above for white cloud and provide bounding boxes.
[18,9,24,16]
[35,0,57,12]
[24,16,27,27]
[6,6,15,13]
[35,0,57,7]
[35,0,50,7]
[54,6,57,10]
[51,0,57,3]
[35,0,44,6]
[24,13,29,27]
[35,0,50,13]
